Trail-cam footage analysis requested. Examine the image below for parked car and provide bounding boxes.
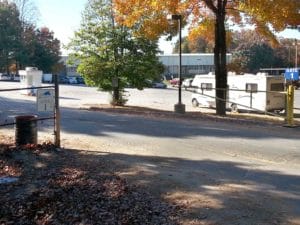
[170,78,180,86]
[59,77,69,84]
[76,76,85,84]
[68,76,78,84]
[0,73,10,80]
[152,81,167,89]
[182,78,193,89]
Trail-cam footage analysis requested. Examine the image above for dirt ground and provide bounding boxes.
[0,137,180,225]
[1,136,294,225]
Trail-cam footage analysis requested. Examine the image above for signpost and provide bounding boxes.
[284,68,298,127]
[284,68,299,81]
[37,89,55,112]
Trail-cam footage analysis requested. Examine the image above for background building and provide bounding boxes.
[60,56,80,77]
[60,53,232,79]
[159,53,232,79]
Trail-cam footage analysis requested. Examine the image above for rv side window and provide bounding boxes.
[270,83,284,91]
[201,83,213,90]
[245,83,258,93]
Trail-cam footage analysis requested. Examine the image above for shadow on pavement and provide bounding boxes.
[1,96,300,140]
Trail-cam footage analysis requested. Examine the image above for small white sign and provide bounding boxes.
[37,89,55,112]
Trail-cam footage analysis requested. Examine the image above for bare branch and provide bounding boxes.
[12,0,39,26]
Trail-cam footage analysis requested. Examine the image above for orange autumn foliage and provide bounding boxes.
[114,0,299,45]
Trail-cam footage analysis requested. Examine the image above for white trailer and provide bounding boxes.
[19,67,43,95]
[191,72,286,112]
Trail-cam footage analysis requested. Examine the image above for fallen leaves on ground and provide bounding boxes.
[0,137,180,225]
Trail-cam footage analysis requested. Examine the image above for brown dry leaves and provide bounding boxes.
[0,138,179,225]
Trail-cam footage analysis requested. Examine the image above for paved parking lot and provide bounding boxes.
[0,81,300,122]
[1,82,300,224]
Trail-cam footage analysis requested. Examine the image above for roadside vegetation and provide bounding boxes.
[173,31,299,74]
[0,0,61,76]
[114,0,299,115]
[67,0,164,106]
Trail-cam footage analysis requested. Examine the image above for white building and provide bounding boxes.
[159,53,232,79]
[60,53,232,78]
[60,56,80,77]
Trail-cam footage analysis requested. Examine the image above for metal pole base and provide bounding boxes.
[174,103,186,114]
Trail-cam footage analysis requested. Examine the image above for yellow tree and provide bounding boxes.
[114,0,300,115]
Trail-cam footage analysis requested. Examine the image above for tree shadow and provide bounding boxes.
[61,107,300,140]
[0,146,179,224]
[1,96,300,141]
[1,147,299,224]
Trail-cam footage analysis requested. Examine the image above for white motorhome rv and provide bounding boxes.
[191,72,285,112]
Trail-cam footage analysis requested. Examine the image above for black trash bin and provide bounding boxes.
[15,115,38,145]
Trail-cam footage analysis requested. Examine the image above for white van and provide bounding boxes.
[191,72,285,112]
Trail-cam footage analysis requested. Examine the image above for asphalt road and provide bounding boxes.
[60,106,300,223]
[1,81,300,112]
[1,82,300,223]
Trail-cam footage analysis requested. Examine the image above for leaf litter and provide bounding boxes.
[0,136,180,225]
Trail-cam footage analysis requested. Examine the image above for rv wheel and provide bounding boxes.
[192,99,199,107]
[231,103,238,113]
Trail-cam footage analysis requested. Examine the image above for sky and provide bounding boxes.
[34,0,300,56]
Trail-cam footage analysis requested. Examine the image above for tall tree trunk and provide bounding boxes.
[110,0,121,106]
[214,0,227,116]
[113,86,120,105]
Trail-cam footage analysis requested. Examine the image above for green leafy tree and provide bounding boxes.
[15,24,35,69]
[12,0,39,73]
[0,1,60,74]
[14,26,61,73]
[67,0,164,105]
[246,44,276,73]
[0,1,22,75]
[30,27,61,73]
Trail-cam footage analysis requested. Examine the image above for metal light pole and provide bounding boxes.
[295,39,298,68]
[167,14,185,114]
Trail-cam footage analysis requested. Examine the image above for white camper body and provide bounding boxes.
[191,72,285,112]
[19,67,43,95]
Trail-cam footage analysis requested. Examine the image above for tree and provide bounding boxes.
[173,37,190,53]
[173,36,214,53]
[188,36,214,53]
[30,27,61,73]
[0,1,22,75]
[246,44,276,72]
[67,0,164,105]
[13,26,61,73]
[275,38,298,68]
[228,30,292,73]
[11,0,39,73]
[115,0,300,115]
[0,1,59,74]
[12,0,39,26]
